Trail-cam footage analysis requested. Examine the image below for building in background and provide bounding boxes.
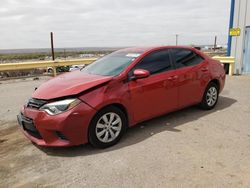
[228,0,250,74]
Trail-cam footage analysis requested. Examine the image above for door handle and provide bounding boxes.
[167,75,178,81]
[201,67,209,72]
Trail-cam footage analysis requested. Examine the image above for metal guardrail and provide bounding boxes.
[0,56,235,76]
[0,58,97,76]
[213,56,235,76]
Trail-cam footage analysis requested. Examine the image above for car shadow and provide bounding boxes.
[37,96,237,157]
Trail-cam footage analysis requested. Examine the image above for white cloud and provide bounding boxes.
[0,0,230,49]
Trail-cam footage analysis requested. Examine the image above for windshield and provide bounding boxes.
[81,51,141,76]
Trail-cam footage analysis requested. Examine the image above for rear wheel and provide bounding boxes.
[88,106,127,148]
[200,82,219,110]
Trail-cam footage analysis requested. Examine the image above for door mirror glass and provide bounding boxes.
[132,69,150,80]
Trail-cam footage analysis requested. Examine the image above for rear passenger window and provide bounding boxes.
[131,49,172,75]
[171,49,204,68]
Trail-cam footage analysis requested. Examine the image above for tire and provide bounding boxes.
[200,82,219,110]
[88,106,127,148]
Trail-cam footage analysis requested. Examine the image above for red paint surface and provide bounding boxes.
[32,71,113,100]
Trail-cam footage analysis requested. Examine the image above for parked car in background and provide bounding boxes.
[18,46,226,148]
[69,65,85,72]
[47,66,70,73]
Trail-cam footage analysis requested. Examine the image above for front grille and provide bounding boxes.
[24,128,42,139]
[18,113,42,139]
[27,98,47,109]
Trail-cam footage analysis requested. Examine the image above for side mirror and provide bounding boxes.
[132,69,150,80]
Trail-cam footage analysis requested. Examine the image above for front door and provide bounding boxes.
[243,26,250,73]
[128,49,178,123]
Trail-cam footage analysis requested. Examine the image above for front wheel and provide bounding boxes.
[88,106,127,148]
[200,82,219,110]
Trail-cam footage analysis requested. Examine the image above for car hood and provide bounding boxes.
[32,70,113,100]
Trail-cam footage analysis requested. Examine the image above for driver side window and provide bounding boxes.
[129,49,172,77]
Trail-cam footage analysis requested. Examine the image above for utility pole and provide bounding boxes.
[50,32,55,60]
[64,49,66,60]
[175,34,179,46]
[214,36,217,51]
[50,32,56,76]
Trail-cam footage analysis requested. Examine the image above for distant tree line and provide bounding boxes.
[0,50,114,62]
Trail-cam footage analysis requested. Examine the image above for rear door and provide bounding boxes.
[170,48,208,108]
[128,49,178,122]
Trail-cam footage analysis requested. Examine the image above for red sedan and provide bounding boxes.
[17,46,225,148]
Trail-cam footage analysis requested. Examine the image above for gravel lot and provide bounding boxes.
[0,75,250,188]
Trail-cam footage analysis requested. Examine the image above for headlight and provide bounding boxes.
[40,98,81,115]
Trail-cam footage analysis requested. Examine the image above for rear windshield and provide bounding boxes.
[81,51,141,76]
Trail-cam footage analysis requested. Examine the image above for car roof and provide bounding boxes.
[118,46,195,54]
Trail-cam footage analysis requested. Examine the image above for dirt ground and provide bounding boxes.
[0,76,250,188]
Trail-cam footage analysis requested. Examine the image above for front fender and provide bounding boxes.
[78,81,134,125]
